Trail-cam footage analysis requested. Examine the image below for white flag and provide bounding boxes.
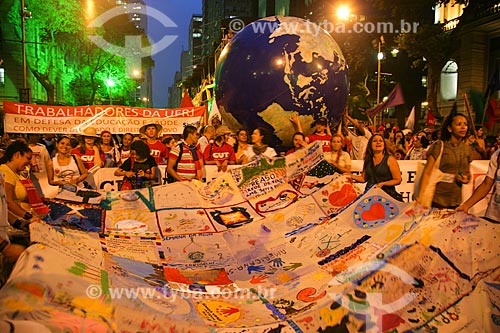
[405,106,415,130]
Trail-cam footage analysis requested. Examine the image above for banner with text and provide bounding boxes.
[2,101,206,134]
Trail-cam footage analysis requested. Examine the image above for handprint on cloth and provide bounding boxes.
[247,265,265,274]
[271,258,284,267]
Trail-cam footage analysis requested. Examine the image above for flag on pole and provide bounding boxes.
[483,65,500,128]
[208,98,222,126]
[484,98,498,129]
[426,108,436,126]
[366,83,405,118]
[405,106,415,130]
[180,90,194,107]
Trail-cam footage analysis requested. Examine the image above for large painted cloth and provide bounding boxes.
[0,143,499,333]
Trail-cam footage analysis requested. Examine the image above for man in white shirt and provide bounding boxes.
[345,114,372,160]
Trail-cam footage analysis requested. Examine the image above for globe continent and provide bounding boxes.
[215,16,349,148]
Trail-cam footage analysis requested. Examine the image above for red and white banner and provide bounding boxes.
[2,101,206,135]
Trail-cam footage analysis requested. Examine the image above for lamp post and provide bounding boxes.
[105,78,115,105]
[375,36,385,125]
[377,42,382,105]
[20,0,31,103]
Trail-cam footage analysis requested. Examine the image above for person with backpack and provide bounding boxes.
[167,125,203,182]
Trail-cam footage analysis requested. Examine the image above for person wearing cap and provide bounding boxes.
[306,117,332,152]
[289,113,332,153]
[203,126,236,172]
[71,127,104,170]
[140,123,168,165]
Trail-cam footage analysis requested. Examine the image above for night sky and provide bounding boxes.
[145,0,202,108]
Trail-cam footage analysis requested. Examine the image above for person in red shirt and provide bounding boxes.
[289,113,332,152]
[71,127,104,170]
[203,126,236,172]
[305,117,332,152]
[139,123,168,165]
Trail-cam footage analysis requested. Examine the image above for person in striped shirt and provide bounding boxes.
[167,125,203,182]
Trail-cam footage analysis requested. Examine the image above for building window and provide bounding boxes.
[440,60,458,101]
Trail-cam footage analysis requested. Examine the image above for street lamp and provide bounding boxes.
[337,6,350,21]
[105,78,115,105]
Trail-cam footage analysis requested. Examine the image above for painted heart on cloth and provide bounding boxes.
[361,202,386,221]
[328,184,358,207]
[353,196,399,228]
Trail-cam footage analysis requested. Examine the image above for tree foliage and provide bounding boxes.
[7,0,150,105]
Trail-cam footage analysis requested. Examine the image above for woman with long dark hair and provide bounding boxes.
[0,140,44,229]
[349,134,403,201]
[233,129,249,164]
[100,130,121,167]
[241,127,277,164]
[47,136,88,188]
[416,112,471,208]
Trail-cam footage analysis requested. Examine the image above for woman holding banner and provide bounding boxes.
[457,149,499,222]
[47,136,88,190]
[348,134,403,201]
[0,141,45,231]
[241,127,277,164]
[416,112,472,208]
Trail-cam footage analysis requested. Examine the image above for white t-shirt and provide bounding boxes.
[324,150,351,169]
[485,149,500,221]
[243,145,277,162]
[52,154,82,185]
[348,128,372,160]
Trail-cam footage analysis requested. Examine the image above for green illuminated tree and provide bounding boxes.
[7,0,152,106]
[9,0,84,104]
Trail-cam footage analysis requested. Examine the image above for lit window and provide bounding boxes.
[440,60,458,100]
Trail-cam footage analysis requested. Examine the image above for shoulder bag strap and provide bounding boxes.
[435,140,444,166]
[72,154,83,176]
[176,143,183,167]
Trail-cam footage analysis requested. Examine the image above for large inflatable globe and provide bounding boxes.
[215,16,349,148]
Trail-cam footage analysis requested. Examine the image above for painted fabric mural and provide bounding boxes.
[0,144,499,333]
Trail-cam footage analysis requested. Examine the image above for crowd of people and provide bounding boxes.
[0,111,499,283]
